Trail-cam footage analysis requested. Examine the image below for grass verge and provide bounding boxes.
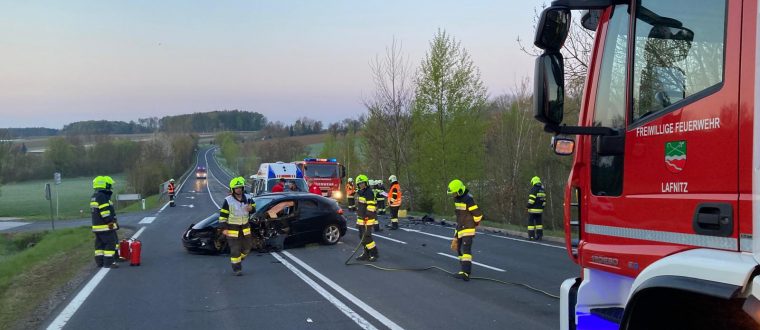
[117,194,161,213]
[0,227,92,329]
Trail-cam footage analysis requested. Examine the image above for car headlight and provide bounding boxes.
[332,191,342,199]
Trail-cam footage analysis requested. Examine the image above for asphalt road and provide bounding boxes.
[40,146,579,330]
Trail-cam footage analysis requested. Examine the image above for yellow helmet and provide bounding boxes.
[447,179,465,196]
[531,176,542,186]
[355,174,369,185]
[229,176,246,189]
[103,176,114,190]
[93,176,107,190]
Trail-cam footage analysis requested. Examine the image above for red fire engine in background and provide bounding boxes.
[534,0,760,329]
[293,158,346,200]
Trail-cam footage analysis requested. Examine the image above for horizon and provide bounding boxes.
[0,1,545,129]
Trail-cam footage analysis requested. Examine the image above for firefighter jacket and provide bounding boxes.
[356,186,377,226]
[453,189,483,238]
[91,190,116,232]
[346,182,355,197]
[527,184,546,214]
[219,193,255,237]
[168,182,175,194]
[388,182,402,207]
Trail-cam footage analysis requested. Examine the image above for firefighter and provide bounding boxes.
[102,176,121,261]
[355,174,379,262]
[345,177,356,211]
[527,176,547,240]
[91,176,119,269]
[387,175,402,230]
[219,176,256,276]
[448,179,483,281]
[375,180,387,216]
[308,178,321,195]
[168,178,176,207]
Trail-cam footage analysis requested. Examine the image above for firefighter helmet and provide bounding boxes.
[355,174,369,185]
[347,177,353,183]
[447,179,465,196]
[170,178,175,183]
[229,177,246,189]
[103,176,115,190]
[92,176,107,190]
[531,176,542,186]
[388,175,397,183]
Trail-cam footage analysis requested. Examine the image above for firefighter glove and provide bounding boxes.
[450,238,459,252]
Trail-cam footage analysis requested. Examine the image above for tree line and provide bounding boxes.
[316,29,586,232]
[0,134,197,196]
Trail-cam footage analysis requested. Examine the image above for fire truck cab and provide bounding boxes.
[293,158,346,200]
[533,0,760,328]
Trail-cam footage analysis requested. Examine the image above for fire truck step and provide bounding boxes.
[590,307,624,324]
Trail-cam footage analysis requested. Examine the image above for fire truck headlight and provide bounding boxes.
[332,191,342,199]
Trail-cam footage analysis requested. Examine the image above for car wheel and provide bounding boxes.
[321,223,341,245]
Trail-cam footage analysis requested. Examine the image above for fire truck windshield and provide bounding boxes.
[304,164,338,178]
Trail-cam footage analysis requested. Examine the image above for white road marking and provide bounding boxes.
[204,148,222,209]
[436,253,506,272]
[46,268,110,330]
[400,228,453,241]
[486,234,564,250]
[132,226,146,240]
[0,221,29,231]
[158,202,170,212]
[271,252,378,330]
[280,251,404,330]
[347,227,407,244]
[206,147,230,190]
[138,217,156,224]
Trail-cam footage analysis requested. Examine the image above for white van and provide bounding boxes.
[249,162,308,196]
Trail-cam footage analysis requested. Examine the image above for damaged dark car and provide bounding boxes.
[182,192,347,254]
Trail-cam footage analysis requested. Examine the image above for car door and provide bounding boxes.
[292,199,323,237]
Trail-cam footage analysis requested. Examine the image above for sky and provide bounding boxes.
[0,0,546,129]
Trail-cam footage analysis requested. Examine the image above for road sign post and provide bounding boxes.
[45,183,54,230]
[54,172,61,220]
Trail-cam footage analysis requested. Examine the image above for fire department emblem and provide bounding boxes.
[665,140,686,173]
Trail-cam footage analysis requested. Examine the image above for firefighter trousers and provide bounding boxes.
[389,206,400,229]
[457,236,474,275]
[347,196,355,210]
[94,231,117,267]
[528,213,543,240]
[228,234,253,272]
[357,225,378,258]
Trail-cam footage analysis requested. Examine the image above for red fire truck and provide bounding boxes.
[533,1,760,329]
[293,158,346,200]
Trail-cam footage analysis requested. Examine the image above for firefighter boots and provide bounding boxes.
[454,271,470,282]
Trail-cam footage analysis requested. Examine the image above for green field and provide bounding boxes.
[0,174,126,220]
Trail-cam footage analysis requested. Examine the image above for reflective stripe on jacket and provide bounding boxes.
[527,184,546,214]
[388,182,402,207]
[453,190,483,238]
[356,187,377,226]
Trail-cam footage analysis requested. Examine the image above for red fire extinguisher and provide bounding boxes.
[119,239,131,260]
[130,239,142,266]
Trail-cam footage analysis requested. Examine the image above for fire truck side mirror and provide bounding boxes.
[534,6,571,51]
[552,136,575,156]
[534,52,565,127]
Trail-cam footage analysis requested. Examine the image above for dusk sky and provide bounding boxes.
[1,1,546,128]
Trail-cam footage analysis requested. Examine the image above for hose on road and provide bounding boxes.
[343,223,559,300]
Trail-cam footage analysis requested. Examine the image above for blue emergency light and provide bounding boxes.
[304,158,337,162]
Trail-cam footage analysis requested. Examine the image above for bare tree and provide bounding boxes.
[517,5,596,99]
[362,37,415,207]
